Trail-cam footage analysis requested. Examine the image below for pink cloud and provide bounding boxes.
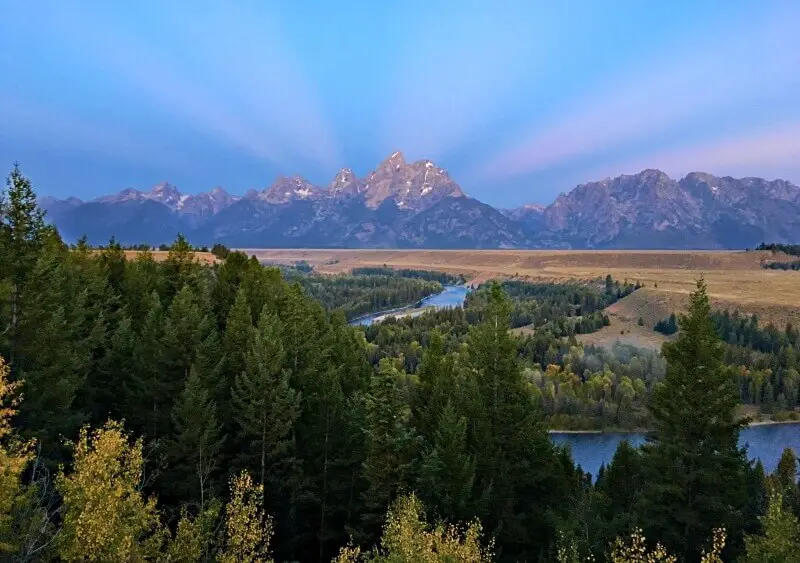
[599,123,800,183]
[474,4,800,183]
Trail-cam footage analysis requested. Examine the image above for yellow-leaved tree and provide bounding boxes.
[56,421,166,561]
[0,355,35,554]
[608,527,725,563]
[334,493,493,563]
[218,470,274,563]
[56,419,222,562]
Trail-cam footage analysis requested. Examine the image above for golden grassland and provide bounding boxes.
[116,250,220,265]
[245,248,800,329]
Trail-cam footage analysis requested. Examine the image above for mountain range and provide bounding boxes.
[40,152,800,249]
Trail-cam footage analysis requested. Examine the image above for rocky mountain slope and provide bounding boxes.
[525,170,800,249]
[44,152,528,248]
[41,155,800,249]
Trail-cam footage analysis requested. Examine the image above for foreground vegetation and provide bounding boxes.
[1,166,800,561]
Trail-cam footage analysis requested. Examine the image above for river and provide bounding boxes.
[551,423,800,478]
[350,286,799,478]
[350,285,470,326]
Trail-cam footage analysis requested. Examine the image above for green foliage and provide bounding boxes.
[466,278,631,333]
[638,279,750,559]
[210,242,230,259]
[285,270,444,320]
[654,313,678,335]
[756,242,800,256]
[166,366,225,509]
[743,484,800,562]
[4,168,800,561]
[360,358,416,543]
[351,267,465,285]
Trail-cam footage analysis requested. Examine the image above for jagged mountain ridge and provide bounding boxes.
[43,152,526,248]
[527,169,800,248]
[40,155,800,249]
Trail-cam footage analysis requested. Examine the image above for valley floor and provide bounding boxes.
[246,248,800,328]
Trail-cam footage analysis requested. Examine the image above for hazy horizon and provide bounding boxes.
[2,0,799,207]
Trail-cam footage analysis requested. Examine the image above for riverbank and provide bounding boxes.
[350,284,470,326]
[548,418,800,434]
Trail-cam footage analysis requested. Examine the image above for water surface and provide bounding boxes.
[351,285,469,326]
[551,423,800,478]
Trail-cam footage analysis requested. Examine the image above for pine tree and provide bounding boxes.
[129,291,164,439]
[294,313,369,561]
[167,367,226,510]
[417,401,475,522]
[0,165,46,368]
[594,440,643,549]
[14,242,94,459]
[230,306,302,559]
[220,287,252,414]
[770,448,800,517]
[93,315,137,424]
[164,233,197,294]
[413,330,458,443]
[191,328,226,407]
[466,283,570,559]
[360,358,416,544]
[638,279,749,559]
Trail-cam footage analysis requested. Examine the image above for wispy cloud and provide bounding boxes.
[31,4,340,171]
[382,2,567,161]
[474,3,800,183]
[595,123,800,183]
[0,96,191,171]
[171,4,342,170]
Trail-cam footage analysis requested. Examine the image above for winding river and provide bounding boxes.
[350,285,470,326]
[350,285,799,477]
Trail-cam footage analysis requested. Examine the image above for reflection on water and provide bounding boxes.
[351,285,469,326]
[551,423,800,478]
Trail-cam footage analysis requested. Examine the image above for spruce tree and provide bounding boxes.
[360,358,416,544]
[594,440,643,549]
[231,309,299,482]
[230,306,303,559]
[638,279,749,559]
[220,288,252,410]
[14,241,95,460]
[771,448,800,517]
[0,165,46,368]
[417,401,475,522]
[297,311,369,561]
[130,291,164,439]
[466,283,570,559]
[164,233,197,294]
[413,330,458,443]
[167,366,225,509]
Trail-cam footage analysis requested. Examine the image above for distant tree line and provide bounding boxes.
[465,276,635,332]
[351,266,466,285]
[762,260,800,270]
[655,308,800,417]
[75,235,223,255]
[756,242,800,256]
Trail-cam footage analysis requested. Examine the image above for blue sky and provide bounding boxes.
[1,1,798,208]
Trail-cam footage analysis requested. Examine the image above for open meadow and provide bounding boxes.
[246,248,800,333]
